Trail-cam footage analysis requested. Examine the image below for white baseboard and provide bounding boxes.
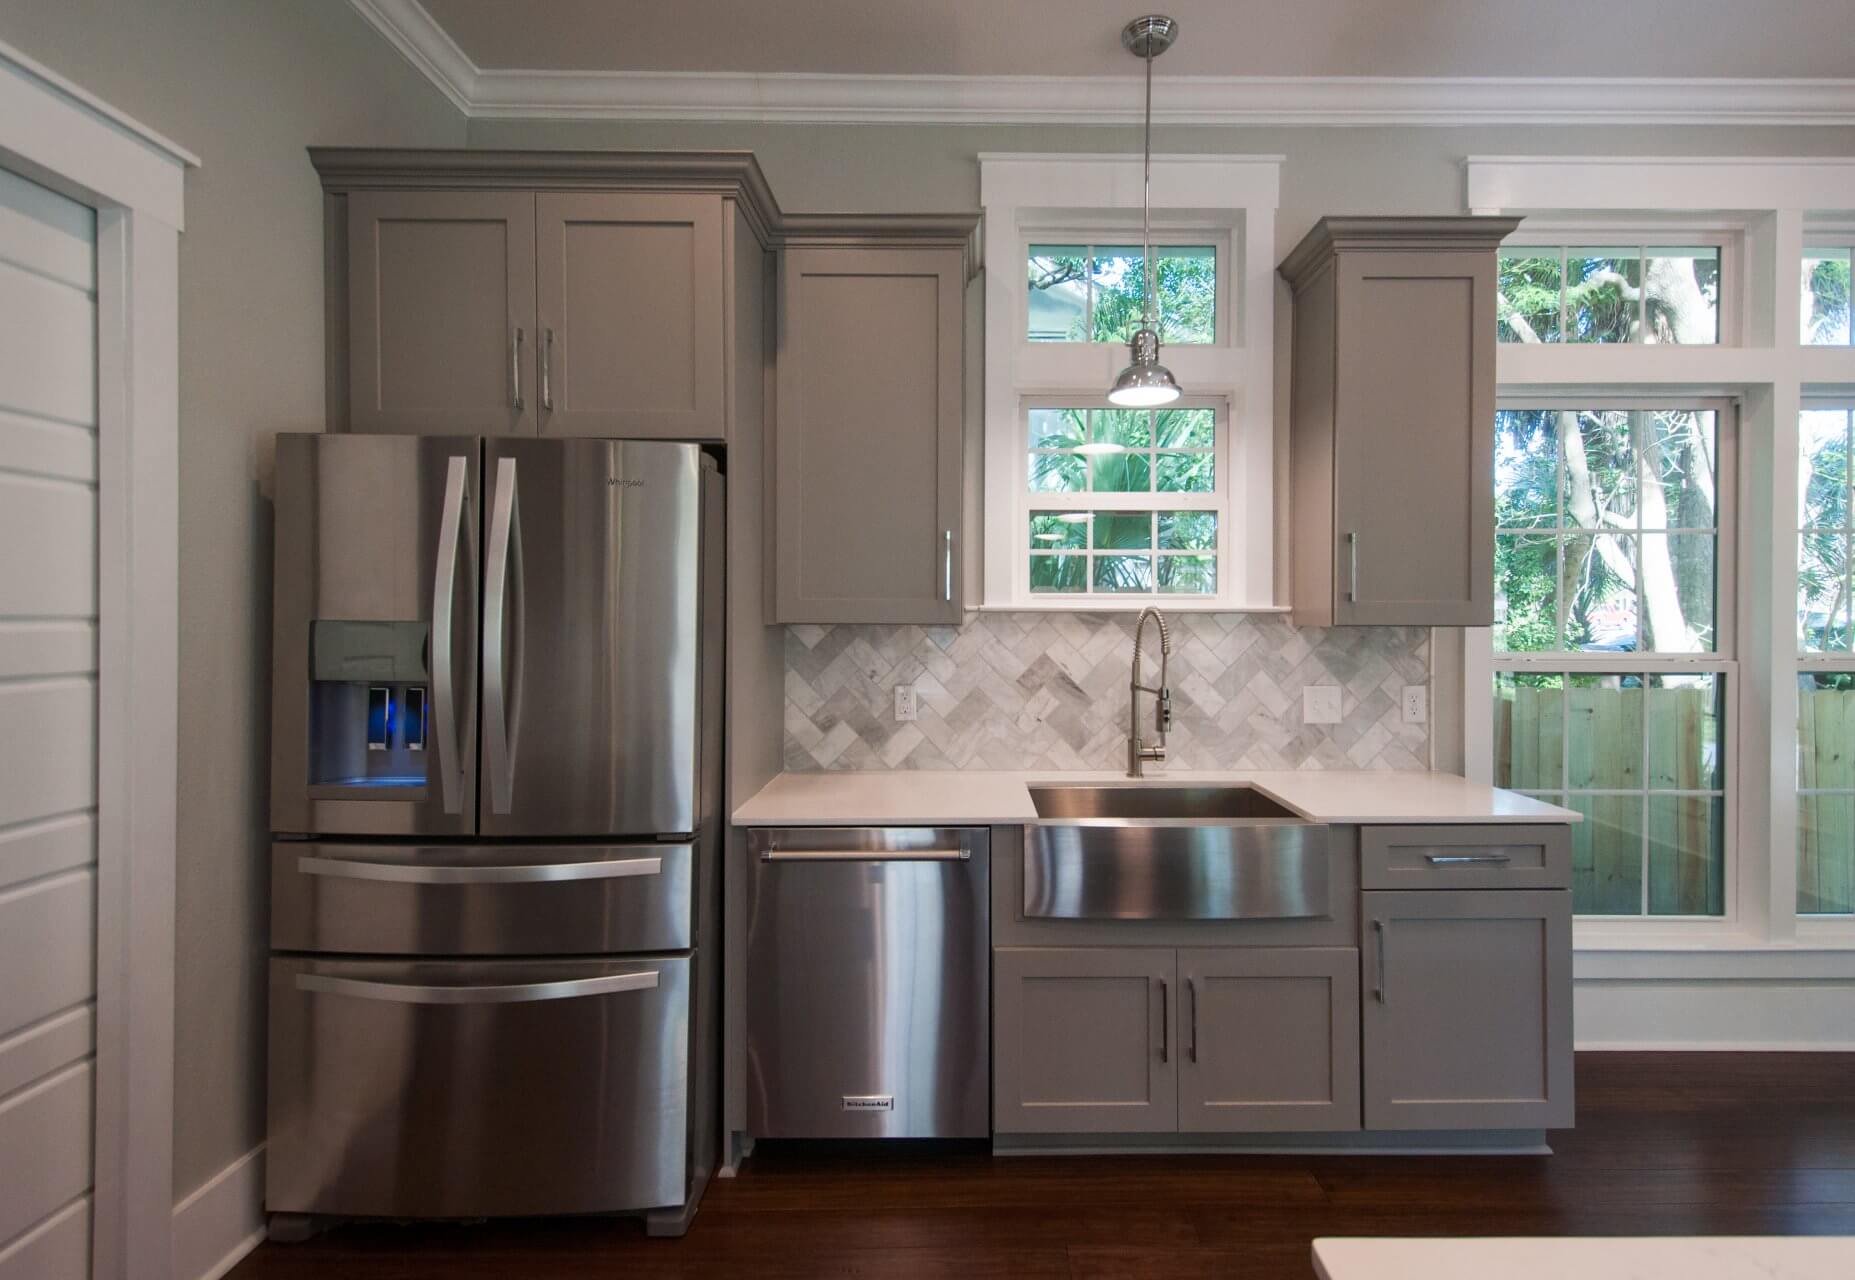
[171,1145,265,1280]
[1574,978,1855,1050]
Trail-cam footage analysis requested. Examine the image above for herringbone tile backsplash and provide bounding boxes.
[784,613,1431,772]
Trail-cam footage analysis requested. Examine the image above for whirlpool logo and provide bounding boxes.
[607,477,646,488]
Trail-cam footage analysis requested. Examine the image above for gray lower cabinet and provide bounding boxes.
[347,190,538,436]
[1360,888,1574,1131]
[1179,947,1361,1133]
[993,947,1175,1134]
[772,245,965,623]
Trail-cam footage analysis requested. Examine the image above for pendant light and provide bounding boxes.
[1108,14,1182,408]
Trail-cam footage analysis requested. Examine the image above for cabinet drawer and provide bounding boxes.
[1360,824,1570,890]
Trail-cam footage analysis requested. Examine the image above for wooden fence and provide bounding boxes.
[1798,688,1855,916]
[1494,682,1726,916]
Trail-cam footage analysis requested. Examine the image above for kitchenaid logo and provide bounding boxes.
[842,1095,894,1112]
[607,477,646,488]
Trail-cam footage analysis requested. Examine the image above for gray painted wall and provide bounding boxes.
[0,0,465,1197]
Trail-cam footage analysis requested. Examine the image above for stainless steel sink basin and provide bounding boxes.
[1024,784,1329,922]
[1029,784,1301,822]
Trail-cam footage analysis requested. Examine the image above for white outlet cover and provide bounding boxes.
[1401,684,1428,724]
[893,683,918,722]
[1303,685,1342,725]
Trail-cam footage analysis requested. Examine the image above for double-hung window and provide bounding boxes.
[1798,400,1855,916]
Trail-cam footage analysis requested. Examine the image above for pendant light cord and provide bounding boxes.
[1141,39,1158,335]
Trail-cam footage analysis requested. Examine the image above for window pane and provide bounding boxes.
[1027,245,1089,342]
[1568,411,1637,527]
[1092,512,1152,550]
[1799,794,1855,915]
[1494,672,1565,790]
[1156,452,1214,493]
[1029,512,1089,549]
[1495,409,1558,528]
[1029,553,1087,593]
[1156,407,1215,449]
[1158,555,1216,594]
[1154,245,1216,344]
[1497,250,1563,343]
[1089,451,1151,492]
[1648,794,1724,915]
[1563,532,1639,653]
[1092,408,1151,448]
[1029,452,1086,493]
[1647,673,1722,790]
[1642,247,1719,345]
[1495,533,1558,652]
[1797,676,1855,916]
[1567,673,1642,789]
[1641,534,1715,652]
[1571,793,1644,915]
[1800,409,1851,529]
[1802,248,1851,346]
[1799,534,1854,652]
[1158,511,1216,550]
[1093,555,1153,592]
[1030,407,1087,448]
[1090,246,1146,344]
[1566,250,1641,343]
[1642,410,1716,529]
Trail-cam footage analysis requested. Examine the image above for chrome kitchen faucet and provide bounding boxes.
[1127,607,1173,777]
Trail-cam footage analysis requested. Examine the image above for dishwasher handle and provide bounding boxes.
[760,847,969,862]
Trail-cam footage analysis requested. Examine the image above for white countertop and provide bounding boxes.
[731,769,1578,827]
[1312,1237,1855,1280]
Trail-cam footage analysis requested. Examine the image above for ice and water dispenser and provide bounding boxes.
[307,619,432,792]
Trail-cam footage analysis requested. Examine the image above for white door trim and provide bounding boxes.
[0,36,194,1280]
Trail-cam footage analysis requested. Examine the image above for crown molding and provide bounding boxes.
[351,0,1855,127]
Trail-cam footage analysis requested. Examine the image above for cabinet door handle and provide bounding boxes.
[943,529,953,603]
[511,326,525,411]
[1187,977,1198,1064]
[1157,978,1168,1064]
[541,327,554,411]
[1373,918,1389,1004]
[1425,852,1513,865]
[1346,530,1359,603]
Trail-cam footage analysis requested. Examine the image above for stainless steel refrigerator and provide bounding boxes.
[264,434,722,1237]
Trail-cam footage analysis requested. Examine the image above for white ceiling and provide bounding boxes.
[416,0,1855,79]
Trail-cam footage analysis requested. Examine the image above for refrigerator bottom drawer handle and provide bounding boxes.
[295,855,663,885]
[760,848,968,862]
[295,970,659,1005]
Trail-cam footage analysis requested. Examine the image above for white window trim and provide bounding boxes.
[1464,156,1855,963]
[979,153,1282,611]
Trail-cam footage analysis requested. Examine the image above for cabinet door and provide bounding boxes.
[348,191,536,436]
[1178,947,1360,1133]
[994,948,1175,1134]
[535,193,725,439]
[1361,889,1573,1130]
[1332,249,1495,625]
[774,247,963,623]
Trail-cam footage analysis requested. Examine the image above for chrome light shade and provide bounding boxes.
[1109,327,1181,407]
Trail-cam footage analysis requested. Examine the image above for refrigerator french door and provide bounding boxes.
[266,433,721,1228]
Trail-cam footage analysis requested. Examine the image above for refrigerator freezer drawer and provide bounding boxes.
[266,955,689,1218]
[270,841,694,955]
[745,827,990,1138]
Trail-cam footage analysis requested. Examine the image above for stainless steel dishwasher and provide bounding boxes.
[745,826,989,1138]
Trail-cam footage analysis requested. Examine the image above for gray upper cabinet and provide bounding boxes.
[347,191,538,436]
[994,947,1176,1134]
[535,193,726,438]
[1360,888,1574,1131]
[772,244,967,624]
[1178,947,1361,1134]
[1280,217,1520,627]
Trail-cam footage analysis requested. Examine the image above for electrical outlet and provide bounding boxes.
[893,683,918,722]
[1401,685,1428,724]
[1303,685,1342,725]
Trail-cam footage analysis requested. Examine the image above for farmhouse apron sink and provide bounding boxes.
[1024,785,1331,921]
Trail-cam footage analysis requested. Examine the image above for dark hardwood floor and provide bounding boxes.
[228,1053,1855,1279]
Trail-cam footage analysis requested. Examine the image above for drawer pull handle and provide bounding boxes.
[297,854,663,884]
[1424,853,1513,865]
[297,970,658,1005]
[761,848,968,862]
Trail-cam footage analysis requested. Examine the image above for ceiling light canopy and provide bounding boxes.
[1107,14,1182,409]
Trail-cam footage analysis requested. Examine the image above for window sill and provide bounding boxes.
[1574,934,1855,982]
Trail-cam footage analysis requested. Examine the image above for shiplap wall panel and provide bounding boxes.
[0,1063,92,1246]
[0,1197,88,1280]
[0,167,95,1268]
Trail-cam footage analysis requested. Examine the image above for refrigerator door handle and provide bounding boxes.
[296,853,664,884]
[483,455,525,816]
[431,456,471,815]
[296,969,658,1006]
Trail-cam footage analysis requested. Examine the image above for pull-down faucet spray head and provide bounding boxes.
[1129,607,1173,777]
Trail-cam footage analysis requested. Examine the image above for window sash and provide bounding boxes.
[1024,228,1231,348]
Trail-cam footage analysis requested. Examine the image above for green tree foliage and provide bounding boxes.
[1028,248,1215,344]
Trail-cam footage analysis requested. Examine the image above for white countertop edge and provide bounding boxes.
[1311,1236,1855,1280]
